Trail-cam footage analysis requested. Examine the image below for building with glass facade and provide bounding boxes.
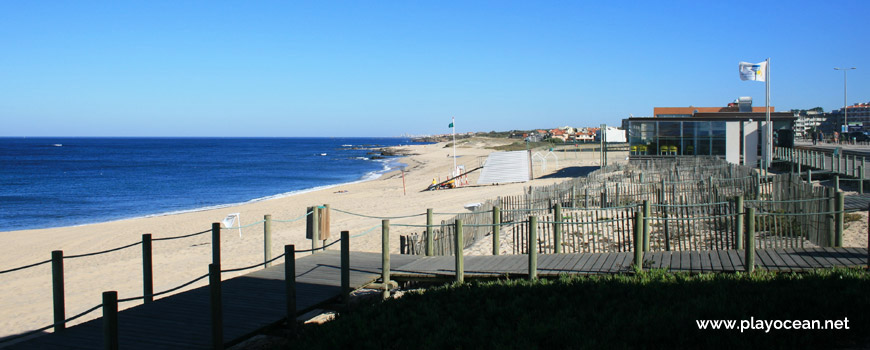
[626,113,795,157]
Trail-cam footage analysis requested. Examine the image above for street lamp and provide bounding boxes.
[834,67,857,138]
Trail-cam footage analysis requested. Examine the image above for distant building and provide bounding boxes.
[792,108,826,137]
[818,102,870,133]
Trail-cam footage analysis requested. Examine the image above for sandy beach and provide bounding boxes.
[2,138,867,341]
[0,138,608,338]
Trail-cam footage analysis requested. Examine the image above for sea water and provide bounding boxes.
[0,137,420,231]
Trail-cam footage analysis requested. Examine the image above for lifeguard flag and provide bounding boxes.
[449,122,454,128]
[739,61,767,82]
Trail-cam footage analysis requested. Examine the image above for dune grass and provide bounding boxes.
[288,269,870,349]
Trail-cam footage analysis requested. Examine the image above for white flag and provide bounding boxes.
[739,61,767,82]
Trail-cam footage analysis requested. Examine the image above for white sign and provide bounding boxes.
[222,213,243,237]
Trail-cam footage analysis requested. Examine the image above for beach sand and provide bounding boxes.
[2,139,866,340]
[0,138,609,338]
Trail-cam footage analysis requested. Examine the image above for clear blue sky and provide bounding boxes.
[1,1,868,137]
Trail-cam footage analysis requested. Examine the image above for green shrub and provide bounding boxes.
[290,269,870,349]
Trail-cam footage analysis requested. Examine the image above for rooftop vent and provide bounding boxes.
[737,97,753,112]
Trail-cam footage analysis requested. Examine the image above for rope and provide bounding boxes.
[152,273,210,298]
[755,211,839,217]
[1,228,209,273]
[272,211,312,223]
[651,201,730,208]
[293,238,343,253]
[562,204,641,211]
[538,218,632,225]
[332,207,426,219]
[746,197,829,204]
[433,210,492,215]
[65,241,142,259]
[0,259,51,275]
[0,303,106,345]
[645,213,738,221]
[153,229,210,241]
[350,224,381,238]
[221,253,286,274]
[220,220,265,230]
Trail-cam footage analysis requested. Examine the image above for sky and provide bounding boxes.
[1,1,868,137]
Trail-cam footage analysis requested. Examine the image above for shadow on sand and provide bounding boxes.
[536,166,598,179]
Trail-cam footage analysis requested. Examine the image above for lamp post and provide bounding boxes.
[834,67,857,138]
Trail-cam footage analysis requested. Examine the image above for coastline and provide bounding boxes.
[1,138,598,338]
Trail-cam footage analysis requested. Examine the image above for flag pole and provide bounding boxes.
[452,116,456,176]
[765,58,771,172]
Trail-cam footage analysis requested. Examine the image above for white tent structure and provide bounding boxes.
[477,151,531,185]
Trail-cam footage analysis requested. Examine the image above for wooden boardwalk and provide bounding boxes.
[391,248,868,279]
[7,251,418,350]
[7,248,867,349]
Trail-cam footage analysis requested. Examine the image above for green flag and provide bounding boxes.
[449,122,453,128]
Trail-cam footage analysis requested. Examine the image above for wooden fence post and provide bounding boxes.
[284,245,296,329]
[212,223,221,266]
[52,250,65,332]
[528,216,537,280]
[836,192,845,247]
[745,207,755,274]
[382,219,390,299]
[264,215,272,268]
[642,200,650,252]
[492,206,500,256]
[735,196,744,250]
[209,263,223,350]
[341,231,350,304]
[634,211,643,269]
[102,291,119,350]
[426,209,433,256]
[455,219,464,283]
[142,234,153,303]
[311,207,320,253]
[553,203,562,254]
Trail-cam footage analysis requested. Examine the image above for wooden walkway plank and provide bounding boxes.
[597,253,619,273]
[729,250,745,272]
[754,249,775,271]
[699,251,711,273]
[844,247,869,266]
[782,248,813,271]
[822,247,858,267]
[716,250,733,272]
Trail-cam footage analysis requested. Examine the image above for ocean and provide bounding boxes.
[0,137,421,231]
